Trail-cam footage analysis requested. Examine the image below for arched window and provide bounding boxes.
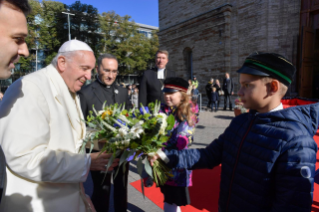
[183,47,193,79]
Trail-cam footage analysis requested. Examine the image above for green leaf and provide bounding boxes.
[137,157,145,198]
[166,114,175,131]
[144,158,154,179]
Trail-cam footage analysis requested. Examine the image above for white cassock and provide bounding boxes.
[0,64,94,212]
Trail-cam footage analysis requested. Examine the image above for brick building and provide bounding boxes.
[158,0,319,99]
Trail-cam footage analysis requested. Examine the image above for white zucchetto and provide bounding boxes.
[58,40,93,53]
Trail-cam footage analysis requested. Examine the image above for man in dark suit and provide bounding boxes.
[139,50,175,106]
[222,72,234,110]
[78,53,131,212]
[0,0,31,204]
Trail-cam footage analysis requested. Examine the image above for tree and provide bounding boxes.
[17,0,42,72]
[99,11,159,74]
[38,0,66,65]
[66,1,101,58]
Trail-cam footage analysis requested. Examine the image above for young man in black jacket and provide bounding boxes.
[0,0,31,204]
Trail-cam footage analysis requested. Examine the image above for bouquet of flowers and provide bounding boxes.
[234,97,247,116]
[81,100,175,189]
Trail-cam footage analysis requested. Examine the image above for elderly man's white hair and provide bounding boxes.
[51,40,93,68]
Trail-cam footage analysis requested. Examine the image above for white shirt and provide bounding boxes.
[269,103,283,112]
[157,68,165,79]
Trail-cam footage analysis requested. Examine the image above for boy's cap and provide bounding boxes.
[162,77,188,93]
[237,52,296,86]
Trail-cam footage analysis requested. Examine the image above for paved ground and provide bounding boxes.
[109,98,236,212]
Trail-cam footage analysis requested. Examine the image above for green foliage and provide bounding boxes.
[99,11,159,74]
[22,0,159,74]
[67,1,102,57]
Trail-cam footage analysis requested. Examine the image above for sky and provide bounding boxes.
[40,0,159,27]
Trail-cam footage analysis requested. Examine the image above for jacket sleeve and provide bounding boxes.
[164,132,225,170]
[0,79,89,183]
[78,90,89,121]
[125,92,132,110]
[230,79,234,94]
[139,72,147,106]
[271,135,317,211]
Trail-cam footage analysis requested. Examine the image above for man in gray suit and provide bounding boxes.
[0,0,31,203]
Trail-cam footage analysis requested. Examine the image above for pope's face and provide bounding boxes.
[0,3,29,79]
[98,58,118,86]
[61,51,96,93]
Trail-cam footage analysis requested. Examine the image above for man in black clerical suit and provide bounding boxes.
[78,53,131,212]
[0,0,31,204]
[222,72,234,110]
[139,50,175,106]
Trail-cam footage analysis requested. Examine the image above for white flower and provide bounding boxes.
[118,128,128,138]
[130,121,144,139]
[114,89,119,94]
[157,113,168,135]
[98,110,105,115]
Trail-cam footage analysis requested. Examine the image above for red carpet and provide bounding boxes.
[130,166,221,212]
[131,130,319,211]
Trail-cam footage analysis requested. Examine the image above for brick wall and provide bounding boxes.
[158,0,301,96]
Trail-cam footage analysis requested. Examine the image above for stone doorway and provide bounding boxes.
[299,1,319,98]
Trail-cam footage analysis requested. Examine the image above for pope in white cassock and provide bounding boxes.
[0,40,118,212]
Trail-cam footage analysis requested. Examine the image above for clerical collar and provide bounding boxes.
[157,67,165,79]
[97,75,113,89]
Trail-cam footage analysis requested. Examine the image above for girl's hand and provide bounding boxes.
[148,154,160,166]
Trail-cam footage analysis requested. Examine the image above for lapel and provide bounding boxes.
[92,81,105,104]
[46,65,83,142]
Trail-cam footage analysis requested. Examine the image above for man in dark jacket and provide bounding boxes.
[222,72,234,110]
[205,78,214,109]
[151,52,318,211]
[139,50,175,106]
[0,0,31,204]
[78,53,131,212]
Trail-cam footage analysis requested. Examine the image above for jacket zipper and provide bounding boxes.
[225,117,255,211]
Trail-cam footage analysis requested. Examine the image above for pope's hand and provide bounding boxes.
[90,152,119,171]
[148,154,160,166]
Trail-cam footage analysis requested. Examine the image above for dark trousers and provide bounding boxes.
[223,93,232,110]
[86,163,129,212]
[207,95,212,108]
[211,101,218,111]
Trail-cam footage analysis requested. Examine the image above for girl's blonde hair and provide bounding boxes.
[176,92,195,127]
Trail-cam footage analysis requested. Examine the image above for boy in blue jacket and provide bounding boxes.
[211,86,219,112]
[151,52,319,212]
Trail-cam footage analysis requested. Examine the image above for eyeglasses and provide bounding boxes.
[102,69,118,75]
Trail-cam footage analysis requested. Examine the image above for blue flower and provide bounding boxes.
[126,151,143,162]
[113,119,127,128]
[139,106,150,115]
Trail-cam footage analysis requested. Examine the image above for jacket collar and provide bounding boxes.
[46,65,85,143]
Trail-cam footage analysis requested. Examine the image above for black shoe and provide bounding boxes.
[229,108,232,111]
[223,107,226,110]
